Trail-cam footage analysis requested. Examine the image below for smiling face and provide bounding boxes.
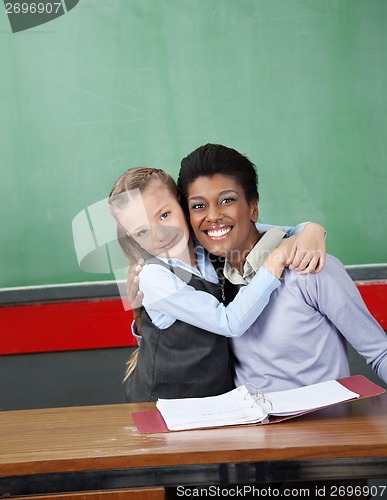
[187,174,259,267]
[115,181,191,261]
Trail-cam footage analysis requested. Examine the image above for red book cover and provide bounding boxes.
[131,375,386,434]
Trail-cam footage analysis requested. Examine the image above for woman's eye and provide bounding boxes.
[190,203,205,210]
[220,197,235,205]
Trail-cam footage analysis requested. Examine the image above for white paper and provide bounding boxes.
[156,380,360,431]
[157,386,267,430]
[266,380,360,415]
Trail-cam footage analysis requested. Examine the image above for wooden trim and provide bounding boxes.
[16,487,166,500]
[0,281,121,306]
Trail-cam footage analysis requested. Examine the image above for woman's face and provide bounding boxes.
[186,174,259,263]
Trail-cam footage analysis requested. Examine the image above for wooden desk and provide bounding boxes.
[1,394,387,498]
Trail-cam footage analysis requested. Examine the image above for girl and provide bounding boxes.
[108,167,325,402]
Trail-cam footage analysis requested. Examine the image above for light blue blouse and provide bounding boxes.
[137,223,305,336]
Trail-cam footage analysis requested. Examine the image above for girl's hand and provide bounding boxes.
[286,223,326,274]
[263,236,298,279]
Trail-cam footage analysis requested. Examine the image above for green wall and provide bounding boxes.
[1,0,386,288]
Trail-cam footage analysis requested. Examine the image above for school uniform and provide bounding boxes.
[126,258,232,402]
[125,232,281,402]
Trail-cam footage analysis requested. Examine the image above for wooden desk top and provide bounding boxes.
[1,394,386,478]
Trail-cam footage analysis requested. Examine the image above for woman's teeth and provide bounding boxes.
[206,227,231,237]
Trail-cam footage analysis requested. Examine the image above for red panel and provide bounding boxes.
[0,299,135,355]
[0,280,386,355]
[356,281,387,330]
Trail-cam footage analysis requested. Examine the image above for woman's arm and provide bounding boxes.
[306,255,387,384]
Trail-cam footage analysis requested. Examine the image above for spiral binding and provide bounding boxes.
[239,383,274,411]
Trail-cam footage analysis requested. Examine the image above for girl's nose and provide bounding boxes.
[152,225,170,243]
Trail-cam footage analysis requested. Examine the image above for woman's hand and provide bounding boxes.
[126,259,144,335]
[126,259,144,309]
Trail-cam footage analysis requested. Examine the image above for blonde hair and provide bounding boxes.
[109,167,178,381]
[123,348,139,381]
[108,167,178,268]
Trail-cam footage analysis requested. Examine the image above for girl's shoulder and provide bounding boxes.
[140,259,191,288]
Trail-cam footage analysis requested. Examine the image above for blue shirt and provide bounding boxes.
[231,255,387,391]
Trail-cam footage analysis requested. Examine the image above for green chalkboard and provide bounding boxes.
[1,0,386,288]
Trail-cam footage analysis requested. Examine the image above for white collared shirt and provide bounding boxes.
[224,227,286,285]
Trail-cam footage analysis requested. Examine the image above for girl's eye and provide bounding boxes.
[160,212,170,220]
[136,228,149,237]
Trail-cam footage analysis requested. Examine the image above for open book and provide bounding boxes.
[131,376,386,433]
[156,380,359,430]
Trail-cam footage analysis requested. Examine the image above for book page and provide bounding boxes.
[265,380,360,416]
[156,386,267,430]
[155,380,360,431]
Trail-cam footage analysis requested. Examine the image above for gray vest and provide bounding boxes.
[126,259,231,402]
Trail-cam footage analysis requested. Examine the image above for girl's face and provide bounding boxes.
[187,174,259,263]
[116,181,191,260]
